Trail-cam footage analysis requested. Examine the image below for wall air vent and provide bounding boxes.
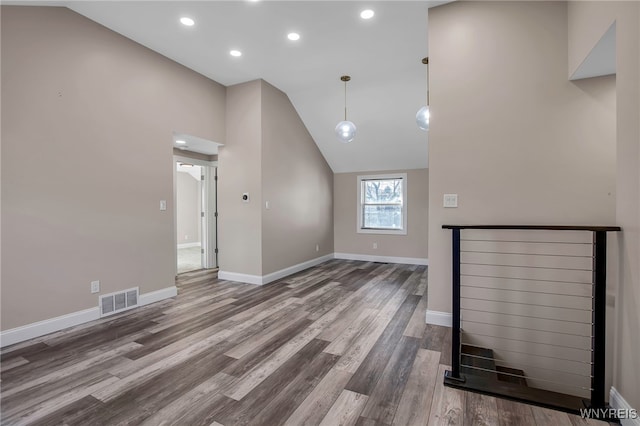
[99,287,139,317]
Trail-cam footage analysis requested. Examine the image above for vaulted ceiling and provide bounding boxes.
[26,1,449,172]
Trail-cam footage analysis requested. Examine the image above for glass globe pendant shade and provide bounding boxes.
[416,105,430,131]
[335,120,357,143]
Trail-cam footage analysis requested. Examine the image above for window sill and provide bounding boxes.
[357,228,407,236]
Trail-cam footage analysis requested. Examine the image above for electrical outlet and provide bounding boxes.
[91,280,100,294]
[373,242,378,249]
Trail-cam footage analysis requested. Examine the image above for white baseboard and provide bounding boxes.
[177,242,201,249]
[0,285,178,348]
[334,252,428,266]
[426,310,453,327]
[262,254,335,285]
[0,307,100,348]
[217,271,263,285]
[219,254,335,286]
[139,286,178,306]
[610,387,640,426]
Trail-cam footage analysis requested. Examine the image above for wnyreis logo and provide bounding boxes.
[579,408,638,420]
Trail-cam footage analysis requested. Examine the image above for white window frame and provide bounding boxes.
[357,173,408,235]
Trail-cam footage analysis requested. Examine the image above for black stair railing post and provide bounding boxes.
[451,227,462,379]
[591,230,607,409]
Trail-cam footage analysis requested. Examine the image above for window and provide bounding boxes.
[357,173,407,235]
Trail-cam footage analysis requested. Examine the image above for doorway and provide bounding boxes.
[175,157,218,275]
[176,162,203,273]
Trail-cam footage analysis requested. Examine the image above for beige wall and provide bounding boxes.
[334,169,428,259]
[218,80,263,276]
[261,81,333,275]
[219,80,333,278]
[567,0,640,411]
[176,171,201,245]
[1,6,226,330]
[427,2,618,397]
[616,2,640,411]
[427,1,617,315]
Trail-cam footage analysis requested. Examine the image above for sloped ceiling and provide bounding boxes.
[29,1,449,172]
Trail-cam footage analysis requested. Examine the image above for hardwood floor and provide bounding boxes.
[0,260,607,425]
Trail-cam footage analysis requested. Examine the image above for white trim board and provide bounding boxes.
[177,242,201,249]
[217,271,263,285]
[218,254,334,286]
[140,286,178,306]
[262,254,334,284]
[425,310,453,327]
[174,154,218,167]
[610,387,640,426]
[0,286,177,348]
[334,252,428,266]
[0,307,100,348]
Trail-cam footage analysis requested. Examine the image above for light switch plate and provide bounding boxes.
[444,194,458,208]
[160,200,167,211]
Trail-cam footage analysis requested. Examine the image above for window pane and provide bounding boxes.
[363,179,402,203]
[363,205,403,229]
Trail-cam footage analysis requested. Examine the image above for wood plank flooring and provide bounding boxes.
[0,260,608,425]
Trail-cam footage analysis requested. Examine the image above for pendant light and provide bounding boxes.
[416,57,430,131]
[335,75,356,143]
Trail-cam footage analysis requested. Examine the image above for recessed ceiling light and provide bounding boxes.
[230,50,242,57]
[180,17,195,27]
[287,32,300,41]
[360,9,375,20]
[175,140,186,145]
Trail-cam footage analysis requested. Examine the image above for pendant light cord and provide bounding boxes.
[340,75,351,121]
[424,57,429,106]
[344,80,347,121]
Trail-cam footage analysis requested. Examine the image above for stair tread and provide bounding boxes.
[496,365,528,386]
[461,345,497,379]
[461,344,494,359]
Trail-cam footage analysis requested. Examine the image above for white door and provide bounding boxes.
[200,165,218,269]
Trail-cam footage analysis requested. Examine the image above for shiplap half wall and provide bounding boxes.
[458,229,594,399]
